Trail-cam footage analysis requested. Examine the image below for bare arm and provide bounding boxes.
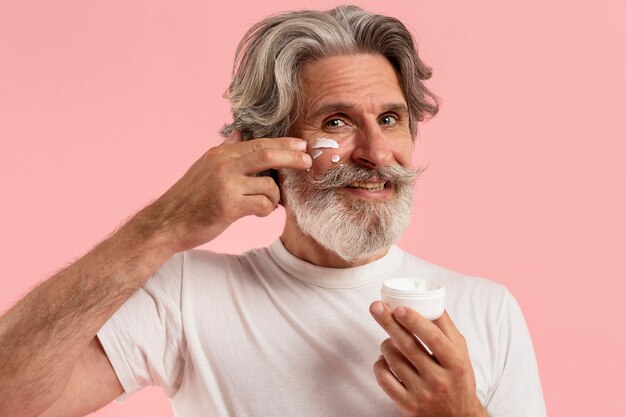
[0,211,175,417]
[37,338,124,417]
[0,131,312,417]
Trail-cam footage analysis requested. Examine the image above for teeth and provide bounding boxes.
[347,181,386,191]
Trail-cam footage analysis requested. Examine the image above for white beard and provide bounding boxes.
[280,164,418,263]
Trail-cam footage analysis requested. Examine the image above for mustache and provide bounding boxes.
[305,163,427,190]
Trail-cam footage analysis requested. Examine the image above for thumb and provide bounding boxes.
[223,128,244,145]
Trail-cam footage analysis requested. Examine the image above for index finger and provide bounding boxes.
[228,136,308,156]
[238,147,312,175]
[431,310,464,341]
[370,301,456,368]
[390,306,463,368]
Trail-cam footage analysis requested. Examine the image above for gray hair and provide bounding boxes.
[221,5,439,140]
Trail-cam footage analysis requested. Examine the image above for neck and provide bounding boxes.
[280,212,389,268]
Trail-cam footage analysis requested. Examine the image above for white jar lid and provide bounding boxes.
[381,278,445,299]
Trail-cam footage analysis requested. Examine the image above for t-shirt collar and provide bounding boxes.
[268,238,402,289]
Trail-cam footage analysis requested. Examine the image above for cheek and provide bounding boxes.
[306,135,354,174]
[393,140,414,167]
[310,148,345,175]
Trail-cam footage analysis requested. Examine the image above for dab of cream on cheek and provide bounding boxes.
[310,137,340,163]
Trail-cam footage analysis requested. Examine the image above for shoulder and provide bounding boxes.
[178,246,275,291]
[395,247,509,298]
[394,247,515,327]
[182,246,270,274]
[135,250,247,300]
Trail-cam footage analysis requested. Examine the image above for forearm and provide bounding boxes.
[0,131,310,417]
[0,205,176,416]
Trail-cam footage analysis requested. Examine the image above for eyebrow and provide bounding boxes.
[308,102,409,121]
[382,103,410,115]
[308,102,354,121]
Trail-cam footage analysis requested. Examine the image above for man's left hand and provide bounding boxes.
[370,302,487,417]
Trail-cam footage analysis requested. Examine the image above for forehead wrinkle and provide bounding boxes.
[300,77,354,117]
[298,55,408,123]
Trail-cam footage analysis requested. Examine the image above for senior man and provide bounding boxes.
[0,5,545,417]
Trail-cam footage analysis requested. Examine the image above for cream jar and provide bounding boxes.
[381,278,446,320]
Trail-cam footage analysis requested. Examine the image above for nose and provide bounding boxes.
[350,125,394,169]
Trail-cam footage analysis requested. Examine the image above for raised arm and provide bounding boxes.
[0,130,312,417]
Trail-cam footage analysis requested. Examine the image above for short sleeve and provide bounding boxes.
[485,289,547,416]
[97,252,186,401]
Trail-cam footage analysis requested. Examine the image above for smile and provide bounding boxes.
[346,181,386,192]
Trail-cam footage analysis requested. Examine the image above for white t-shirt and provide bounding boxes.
[97,240,546,417]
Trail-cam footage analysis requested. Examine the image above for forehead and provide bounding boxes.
[298,54,407,117]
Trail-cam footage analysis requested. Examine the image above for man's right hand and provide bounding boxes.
[144,129,312,253]
[0,129,312,417]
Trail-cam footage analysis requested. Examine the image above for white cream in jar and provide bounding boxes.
[381,278,445,320]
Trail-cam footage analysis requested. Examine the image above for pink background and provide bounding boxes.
[1,0,624,416]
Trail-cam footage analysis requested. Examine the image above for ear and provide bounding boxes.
[274,169,285,207]
[223,128,244,145]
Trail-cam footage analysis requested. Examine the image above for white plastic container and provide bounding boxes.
[381,278,446,320]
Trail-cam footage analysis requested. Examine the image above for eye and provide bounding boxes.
[324,118,347,128]
[379,114,398,126]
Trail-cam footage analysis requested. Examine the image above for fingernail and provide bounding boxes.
[294,140,307,152]
[394,307,406,318]
[371,302,384,316]
[303,154,313,167]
